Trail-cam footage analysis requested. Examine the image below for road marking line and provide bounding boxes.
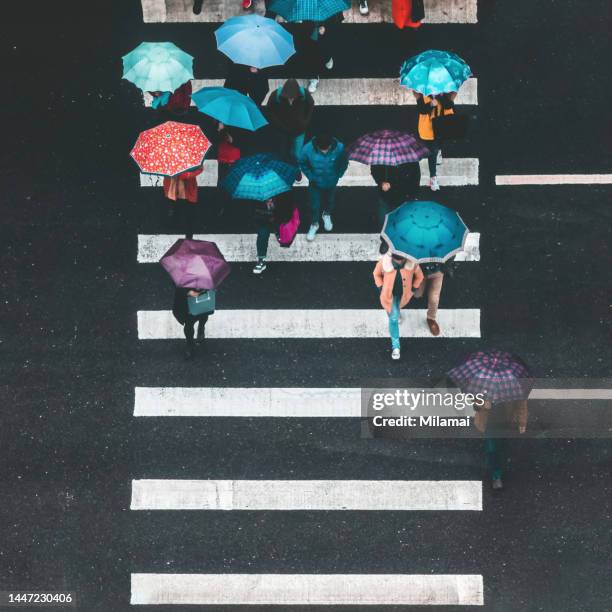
[143,77,478,106]
[140,0,478,24]
[131,573,484,605]
[137,232,481,263]
[131,479,483,510]
[140,158,479,188]
[137,309,481,339]
[495,174,612,186]
[134,386,612,417]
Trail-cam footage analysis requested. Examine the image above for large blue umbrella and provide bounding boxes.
[215,15,295,69]
[192,87,268,131]
[268,0,350,22]
[122,42,194,93]
[381,200,469,263]
[223,154,298,200]
[400,50,472,96]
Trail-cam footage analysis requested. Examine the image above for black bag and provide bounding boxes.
[411,0,425,21]
[432,114,469,141]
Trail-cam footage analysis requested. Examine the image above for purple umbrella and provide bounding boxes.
[160,239,231,289]
[448,350,533,403]
[348,129,430,166]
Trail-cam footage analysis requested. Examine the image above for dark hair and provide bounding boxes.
[314,133,333,151]
[379,239,389,255]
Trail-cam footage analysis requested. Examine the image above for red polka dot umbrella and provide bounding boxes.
[130,121,211,177]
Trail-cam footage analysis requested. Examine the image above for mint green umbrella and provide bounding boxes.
[122,42,194,93]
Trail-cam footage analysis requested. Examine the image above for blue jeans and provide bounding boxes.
[309,185,337,224]
[484,437,504,480]
[388,295,401,349]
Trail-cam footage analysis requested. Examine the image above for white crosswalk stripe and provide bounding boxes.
[131,573,484,606]
[496,173,612,185]
[131,479,483,510]
[142,77,479,106]
[135,386,611,417]
[140,157,480,187]
[137,232,481,263]
[138,308,481,339]
[140,0,479,24]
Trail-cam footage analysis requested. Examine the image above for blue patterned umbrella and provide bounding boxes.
[122,42,194,93]
[223,154,298,200]
[400,50,472,96]
[269,0,350,22]
[192,87,268,131]
[215,15,295,69]
[381,200,469,262]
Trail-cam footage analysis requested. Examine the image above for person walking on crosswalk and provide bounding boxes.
[413,262,445,336]
[373,243,424,360]
[415,91,456,191]
[265,79,315,179]
[303,14,343,94]
[298,133,349,241]
[252,191,297,274]
[172,287,212,360]
[224,63,269,107]
[371,162,421,226]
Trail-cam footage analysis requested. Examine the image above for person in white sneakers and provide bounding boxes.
[373,242,424,360]
[414,90,457,191]
[303,13,343,93]
[298,133,349,241]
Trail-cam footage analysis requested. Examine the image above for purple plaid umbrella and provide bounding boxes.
[448,350,533,403]
[160,239,231,290]
[347,129,430,166]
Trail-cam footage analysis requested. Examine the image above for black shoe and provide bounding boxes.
[196,328,205,345]
[193,0,203,15]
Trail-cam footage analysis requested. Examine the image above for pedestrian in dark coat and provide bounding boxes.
[172,287,210,360]
[224,63,269,106]
[371,162,421,226]
[265,78,315,175]
[252,190,297,274]
[473,398,529,490]
[150,80,192,116]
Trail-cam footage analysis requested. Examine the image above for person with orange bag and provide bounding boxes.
[392,0,424,30]
[163,166,204,218]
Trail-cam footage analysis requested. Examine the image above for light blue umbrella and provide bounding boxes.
[192,87,268,131]
[122,42,194,93]
[223,154,298,200]
[268,0,350,22]
[215,15,295,69]
[400,50,472,96]
[381,200,469,263]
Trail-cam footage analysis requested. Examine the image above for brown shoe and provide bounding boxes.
[427,318,440,336]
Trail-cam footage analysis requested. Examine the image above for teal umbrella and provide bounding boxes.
[381,200,469,263]
[223,154,298,200]
[215,15,295,69]
[268,0,351,22]
[122,42,194,93]
[400,50,472,96]
[192,87,268,131]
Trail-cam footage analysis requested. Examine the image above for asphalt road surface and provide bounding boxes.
[2,0,611,610]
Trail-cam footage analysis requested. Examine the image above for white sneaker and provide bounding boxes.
[253,258,267,274]
[391,348,400,360]
[307,78,319,93]
[322,213,333,231]
[325,57,334,70]
[430,176,440,191]
[306,223,319,241]
[359,0,369,15]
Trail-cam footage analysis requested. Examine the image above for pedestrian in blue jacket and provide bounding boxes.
[298,134,349,241]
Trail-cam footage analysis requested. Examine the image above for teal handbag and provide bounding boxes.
[187,290,216,316]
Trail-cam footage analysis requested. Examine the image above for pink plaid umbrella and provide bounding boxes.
[348,129,430,166]
[160,239,231,289]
